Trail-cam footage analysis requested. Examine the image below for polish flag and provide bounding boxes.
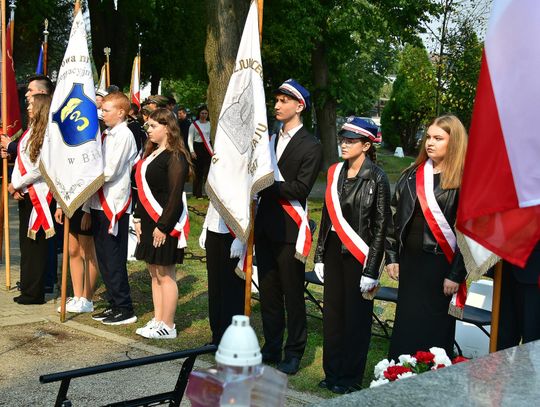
[130,55,141,109]
[457,0,540,278]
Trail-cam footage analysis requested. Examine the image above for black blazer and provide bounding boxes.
[255,126,322,243]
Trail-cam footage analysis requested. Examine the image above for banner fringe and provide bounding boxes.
[457,232,500,281]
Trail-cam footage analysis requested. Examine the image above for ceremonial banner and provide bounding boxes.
[36,44,44,74]
[130,55,141,108]
[97,63,107,94]
[456,0,540,278]
[206,0,273,242]
[39,10,103,218]
[3,21,21,139]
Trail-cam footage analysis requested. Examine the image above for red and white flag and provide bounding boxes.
[1,21,22,140]
[456,0,540,278]
[206,0,274,242]
[130,55,141,109]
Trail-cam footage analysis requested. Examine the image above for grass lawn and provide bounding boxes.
[69,153,413,398]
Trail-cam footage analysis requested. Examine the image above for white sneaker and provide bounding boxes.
[136,318,159,336]
[143,321,177,339]
[57,297,79,313]
[74,297,94,313]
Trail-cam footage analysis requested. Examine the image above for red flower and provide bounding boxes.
[452,356,469,364]
[414,351,435,365]
[384,365,413,381]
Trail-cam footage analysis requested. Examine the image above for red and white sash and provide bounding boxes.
[416,159,467,316]
[269,134,312,262]
[193,120,214,156]
[325,162,370,265]
[16,130,55,240]
[135,153,190,248]
[98,188,131,236]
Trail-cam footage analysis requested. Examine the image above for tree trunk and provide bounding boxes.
[312,41,338,171]
[204,0,250,139]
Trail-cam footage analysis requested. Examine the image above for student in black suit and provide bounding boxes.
[497,242,540,350]
[255,79,323,375]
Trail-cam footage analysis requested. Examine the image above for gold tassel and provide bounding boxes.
[448,303,464,319]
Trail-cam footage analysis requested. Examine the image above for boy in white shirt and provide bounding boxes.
[83,92,138,325]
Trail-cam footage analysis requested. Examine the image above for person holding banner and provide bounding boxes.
[255,79,323,375]
[8,94,54,305]
[133,108,193,339]
[385,114,468,360]
[84,92,138,325]
[187,106,212,199]
[313,117,390,394]
[199,202,245,345]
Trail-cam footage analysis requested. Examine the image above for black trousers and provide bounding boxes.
[256,233,307,360]
[193,142,211,198]
[206,231,245,344]
[18,195,48,302]
[91,209,133,312]
[323,232,373,387]
[498,256,540,350]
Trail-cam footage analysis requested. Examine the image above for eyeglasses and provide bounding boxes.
[339,137,362,145]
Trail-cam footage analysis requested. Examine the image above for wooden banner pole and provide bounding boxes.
[489,261,503,353]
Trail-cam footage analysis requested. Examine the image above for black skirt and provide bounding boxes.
[69,207,92,236]
[388,207,455,360]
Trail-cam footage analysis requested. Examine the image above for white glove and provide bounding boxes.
[314,263,324,283]
[230,238,245,259]
[199,227,207,250]
[360,276,378,293]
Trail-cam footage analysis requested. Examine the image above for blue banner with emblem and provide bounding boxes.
[39,10,104,218]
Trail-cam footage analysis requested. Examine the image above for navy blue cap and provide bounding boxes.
[275,79,311,112]
[339,116,378,141]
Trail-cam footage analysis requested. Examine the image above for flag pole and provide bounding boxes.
[8,0,15,49]
[104,47,111,88]
[1,0,12,290]
[59,217,70,322]
[43,19,49,76]
[60,0,82,321]
[244,0,264,317]
[489,261,503,352]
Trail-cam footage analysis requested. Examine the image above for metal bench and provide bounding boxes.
[39,344,217,407]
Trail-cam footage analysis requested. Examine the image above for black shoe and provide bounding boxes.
[262,353,281,365]
[330,384,349,394]
[13,295,44,304]
[331,383,362,394]
[101,309,137,325]
[277,357,301,375]
[318,379,331,390]
[92,308,114,321]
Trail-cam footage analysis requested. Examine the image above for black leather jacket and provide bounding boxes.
[314,157,391,280]
[385,165,466,283]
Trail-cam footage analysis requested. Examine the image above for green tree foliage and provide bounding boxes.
[12,0,72,81]
[88,0,207,92]
[262,0,437,168]
[162,75,208,109]
[440,24,482,129]
[381,45,436,154]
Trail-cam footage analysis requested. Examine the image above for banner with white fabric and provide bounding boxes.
[206,0,274,242]
[130,55,141,109]
[39,10,104,218]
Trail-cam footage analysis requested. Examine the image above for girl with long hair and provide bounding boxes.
[8,93,54,304]
[133,108,193,339]
[386,114,468,359]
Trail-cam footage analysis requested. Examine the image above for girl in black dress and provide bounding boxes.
[386,114,468,360]
[133,108,193,339]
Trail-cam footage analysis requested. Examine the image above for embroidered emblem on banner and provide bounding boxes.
[218,79,254,155]
[52,83,99,146]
